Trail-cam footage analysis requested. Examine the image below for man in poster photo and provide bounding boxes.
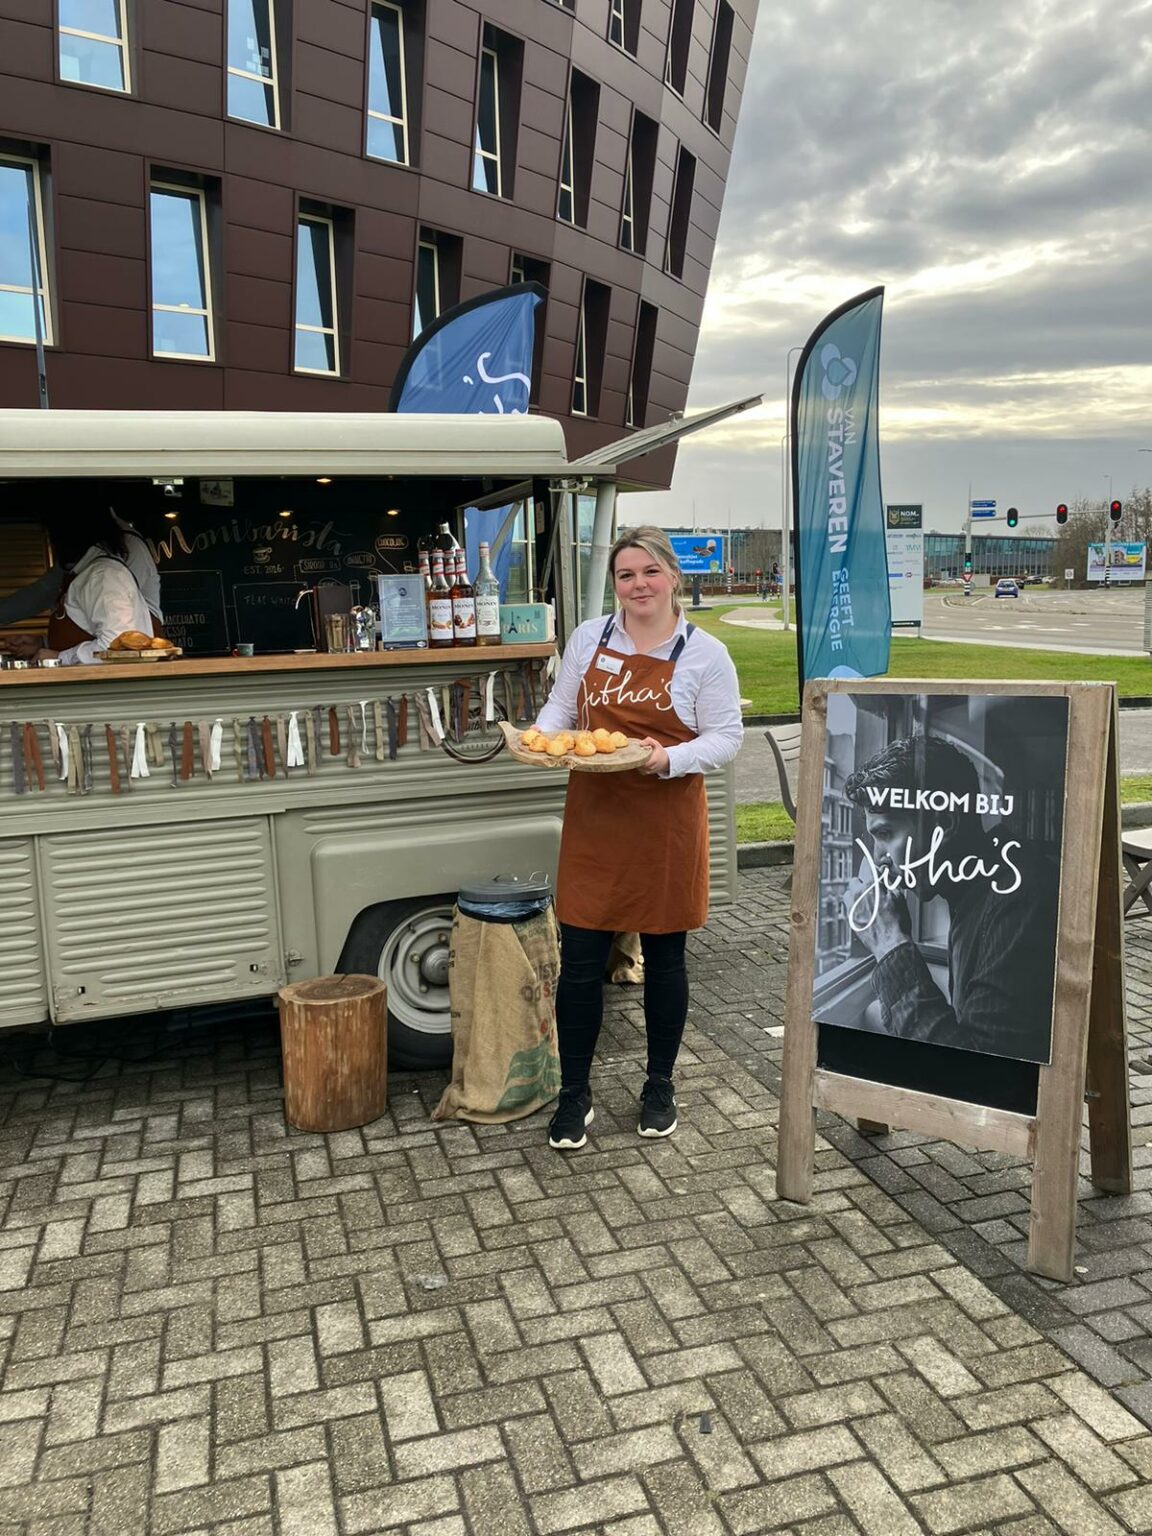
[840,733,1060,1063]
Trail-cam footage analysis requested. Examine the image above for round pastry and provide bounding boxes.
[572,738,597,757]
[594,735,617,754]
[609,731,629,749]
[526,734,550,754]
[545,738,568,757]
[592,728,612,744]
[110,629,155,651]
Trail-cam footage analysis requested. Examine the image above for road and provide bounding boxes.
[723,588,1148,655]
[922,587,1146,655]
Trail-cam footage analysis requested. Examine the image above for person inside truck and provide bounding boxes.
[533,524,743,1151]
[0,511,162,637]
[1,511,160,665]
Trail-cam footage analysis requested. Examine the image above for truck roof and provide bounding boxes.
[0,410,570,479]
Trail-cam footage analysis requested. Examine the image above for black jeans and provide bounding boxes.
[556,923,688,1089]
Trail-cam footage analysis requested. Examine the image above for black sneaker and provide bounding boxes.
[548,1086,594,1150]
[638,1076,678,1138]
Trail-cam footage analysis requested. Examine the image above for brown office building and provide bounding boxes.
[0,0,757,488]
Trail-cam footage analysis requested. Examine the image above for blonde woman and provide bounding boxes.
[534,526,743,1148]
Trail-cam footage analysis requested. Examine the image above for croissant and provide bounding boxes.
[109,630,157,651]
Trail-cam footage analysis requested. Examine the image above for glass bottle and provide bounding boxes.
[451,550,477,646]
[427,553,454,648]
[433,520,461,554]
[418,549,432,592]
[474,541,501,646]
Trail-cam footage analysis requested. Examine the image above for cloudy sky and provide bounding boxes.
[623,0,1152,535]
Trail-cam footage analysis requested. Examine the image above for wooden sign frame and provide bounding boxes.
[777,679,1130,1282]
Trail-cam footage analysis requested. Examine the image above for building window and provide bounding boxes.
[367,1,410,164]
[412,227,461,338]
[510,251,549,404]
[149,181,214,361]
[704,0,734,132]
[627,300,657,428]
[414,236,439,339]
[473,41,501,194]
[294,214,340,375]
[227,0,280,127]
[608,0,640,55]
[619,109,656,255]
[557,70,598,228]
[0,155,53,346]
[572,279,609,418]
[665,0,693,95]
[665,143,695,279]
[59,0,131,93]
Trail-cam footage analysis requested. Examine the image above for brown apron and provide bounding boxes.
[555,616,709,934]
[46,556,163,652]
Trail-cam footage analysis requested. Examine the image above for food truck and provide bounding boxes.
[0,406,750,1067]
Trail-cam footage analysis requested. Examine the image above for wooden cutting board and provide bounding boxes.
[94,647,184,663]
[498,721,653,773]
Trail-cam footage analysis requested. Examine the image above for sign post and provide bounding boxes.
[885,505,923,630]
[777,679,1129,1282]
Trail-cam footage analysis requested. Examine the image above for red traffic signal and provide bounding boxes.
[1056,503,1068,524]
[1110,500,1123,522]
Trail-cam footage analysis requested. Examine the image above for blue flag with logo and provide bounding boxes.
[390,283,545,415]
[791,287,890,688]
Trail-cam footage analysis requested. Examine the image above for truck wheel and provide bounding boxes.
[336,897,455,1070]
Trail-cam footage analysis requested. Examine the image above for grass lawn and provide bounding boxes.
[737,775,1152,845]
[692,606,1152,715]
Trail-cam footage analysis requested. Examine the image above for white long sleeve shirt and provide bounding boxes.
[536,611,744,778]
[57,556,154,665]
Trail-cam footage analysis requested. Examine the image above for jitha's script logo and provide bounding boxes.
[846,827,1024,934]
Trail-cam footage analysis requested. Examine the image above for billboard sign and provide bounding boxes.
[885,505,923,629]
[669,533,724,573]
[1087,543,1146,583]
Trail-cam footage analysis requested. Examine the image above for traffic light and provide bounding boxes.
[1006,507,1019,528]
[1056,503,1068,524]
[963,552,973,577]
[1110,500,1123,522]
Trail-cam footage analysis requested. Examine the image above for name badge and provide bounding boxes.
[596,653,623,675]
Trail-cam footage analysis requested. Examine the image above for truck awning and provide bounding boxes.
[0,410,571,479]
[567,395,764,474]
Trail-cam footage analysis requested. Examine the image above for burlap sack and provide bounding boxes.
[609,931,645,986]
[432,906,561,1123]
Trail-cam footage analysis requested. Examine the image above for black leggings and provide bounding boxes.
[556,924,688,1089]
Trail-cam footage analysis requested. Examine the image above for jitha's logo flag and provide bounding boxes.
[390,283,545,415]
[790,286,890,687]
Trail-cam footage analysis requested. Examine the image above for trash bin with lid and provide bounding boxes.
[432,874,561,1124]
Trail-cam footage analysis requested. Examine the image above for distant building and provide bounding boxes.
[924,532,1057,581]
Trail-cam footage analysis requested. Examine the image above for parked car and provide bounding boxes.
[994,579,1020,599]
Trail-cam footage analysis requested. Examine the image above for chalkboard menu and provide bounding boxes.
[233,584,316,652]
[161,569,230,655]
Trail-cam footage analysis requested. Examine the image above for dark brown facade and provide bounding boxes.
[0,0,756,488]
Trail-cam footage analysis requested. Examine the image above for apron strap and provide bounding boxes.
[598,615,616,648]
[669,622,695,662]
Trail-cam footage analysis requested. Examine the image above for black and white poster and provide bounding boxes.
[812,692,1069,1065]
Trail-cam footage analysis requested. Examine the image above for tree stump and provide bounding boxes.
[277,974,387,1132]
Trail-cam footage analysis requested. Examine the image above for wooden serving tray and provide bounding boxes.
[498,721,653,773]
[94,647,184,663]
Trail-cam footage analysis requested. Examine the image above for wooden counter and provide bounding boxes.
[0,643,554,687]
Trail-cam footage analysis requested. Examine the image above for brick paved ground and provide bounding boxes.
[2,866,1152,1534]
